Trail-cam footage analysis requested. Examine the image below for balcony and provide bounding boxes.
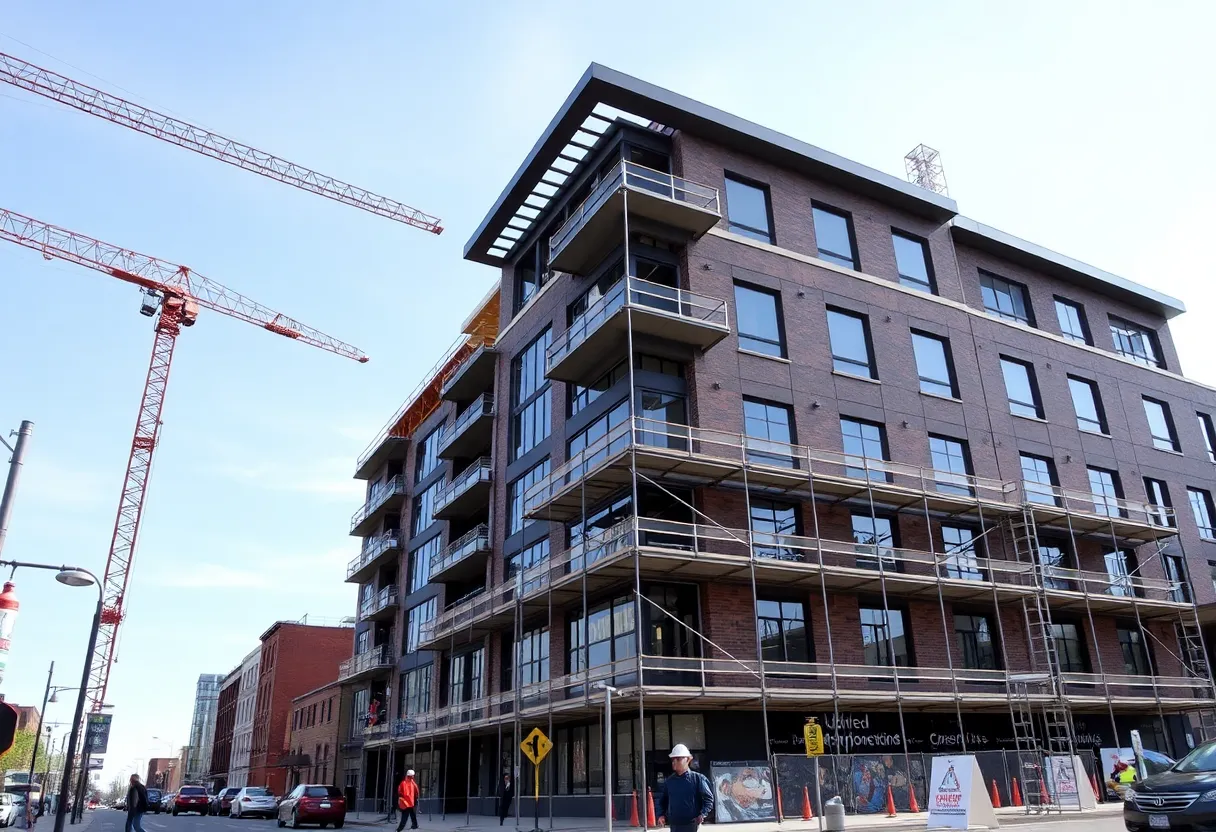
[354,435,409,481]
[545,277,730,383]
[350,475,408,537]
[418,582,516,650]
[429,524,492,584]
[437,395,495,460]
[441,343,497,402]
[548,161,721,274]
[433,458,492,519]
[359,584,400,622]
[346,530,403,584]
[338,645,395,683]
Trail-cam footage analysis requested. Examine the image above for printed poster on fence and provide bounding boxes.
[926,755,997,830]
[1045,755,1096,810]
[1099,747,1136,801]
[710,762,776,823]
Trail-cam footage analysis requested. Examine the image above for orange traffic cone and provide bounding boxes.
[1011,777,1023,808]
[885,785,897,817]
[611,796,617,821]
[776,787,784,821]
[1039,776,1051,806]
[990,779,1001,808]
[802,786,813,821]
[909,786,920,813]
[647,788,658,828]
[1090,771,1102,803]
[629,791,640,828]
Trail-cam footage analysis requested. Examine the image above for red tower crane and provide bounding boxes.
[0,50,443,234]
[0,206,368,713]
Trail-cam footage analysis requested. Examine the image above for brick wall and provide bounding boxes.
[286,682,346,788]
[208,671,240,779]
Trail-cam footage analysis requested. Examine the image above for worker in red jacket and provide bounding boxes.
[396,770,420,831]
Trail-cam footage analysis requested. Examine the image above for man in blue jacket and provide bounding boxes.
[657,744,713,832]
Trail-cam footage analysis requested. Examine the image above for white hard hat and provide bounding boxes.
[669,744,692,758]
[406,770,415,776]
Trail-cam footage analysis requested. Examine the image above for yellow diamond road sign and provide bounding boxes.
[521,727,552,765]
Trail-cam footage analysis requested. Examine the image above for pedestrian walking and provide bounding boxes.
[497,773,514,826]
[126,774,149,832]
[395,769,419,832]
[656,744,713,832]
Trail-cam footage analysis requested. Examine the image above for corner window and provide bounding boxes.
[1020,452,1059,506]
[733,282,786,358]
[724,175,774,243]
[892,231,934,293]
[860,607,910,667]
[911,331,957,398]
[979,271,1033,326]
[1087,466,1125,518]
[1068,376,1108,434]
[1110,317,1164,368]
[827,308,876,379]
[1189,488,1216,540]
[756,599,810,662]
[1143,397,1180,452]
[812,203,858,269]
[1143,477,1175,528]
[954,612,999,670]
[1199,412,1216,463]
[510,329,552,461]
[1000,357,1043,419]
[1054,297,1092,345]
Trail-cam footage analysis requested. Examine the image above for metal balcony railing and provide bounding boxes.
[441,343,494,397]
[548,161,719,262]
[438,394,494,454]
[434,457,492,514]
[359,584,400,619]
[430,524,491,577]
[546,276,729,374]
[350,475,407,531]
[346,531,401,580]
[338,645,394,681]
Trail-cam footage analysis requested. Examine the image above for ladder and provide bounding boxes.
[1177,619,1216,740]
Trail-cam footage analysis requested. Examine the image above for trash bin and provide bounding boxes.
[824,797,845,832]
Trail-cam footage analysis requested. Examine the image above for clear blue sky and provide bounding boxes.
[1,0,1213,785]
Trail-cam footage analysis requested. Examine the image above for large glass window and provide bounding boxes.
[827,308,876,378]
[1020,453,1059,506]
[841,417,888,481]
[640,390,688,450]
[567,399,631,471]
[1144,477,1175,527]
[1054,297,1091,344]
[750,499,801,561]
[852,513,897,571]
[505,627,549,690]
[1104,549,1137,597]
[1068,376,1108,434]
[415,424,444,483]
[980,271,1033,325]
[1001,357,1043,419]
[892,231,934,293]
[1190,488,1216,540]
[942,525,983,581]
[1162,553,1190,603]
[505,539,550,583]
[1037,539,1074,590]
[734,283,786,357]
[1200,413,1216,464]
[812,204,858,269]
[409,535,440,594]
[1110,317,1163,368]
[1143,397,1180,451]
[860,607,910,667]
[400,665,432,717]
[757,599,810,662]
[507,458,550,537]
[510,329,552,461]
[1118,627,1153,676]
[744,398,796,467]
[445,648,484,706]
[1050,623,1089,673]
[911,332,957,397]
[1088,466,1125,518]
[929,435,973,496]
[954,613,998,670]
[568,596,636,678]
[570,359,627,418]
[411,479,443,536]
[405,598,437,654]
[724,175,774,243]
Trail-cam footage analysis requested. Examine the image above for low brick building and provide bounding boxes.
[208,666,241,788]
[147,758,177,790]
[247,621,352,794]
[285,681,349,791]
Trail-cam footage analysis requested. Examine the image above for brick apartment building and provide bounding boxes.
[207,666,241,788]
[285,681,350,793]
[345,64,1216,816]
[147,758,177,791]
[247,621,352,794]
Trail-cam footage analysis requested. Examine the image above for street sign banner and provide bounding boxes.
[520,727,552,765]
[926,755,996,830]
[85,714,112,754]
[803,718,823,757]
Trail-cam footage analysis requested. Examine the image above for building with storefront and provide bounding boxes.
[347,63,1216,817]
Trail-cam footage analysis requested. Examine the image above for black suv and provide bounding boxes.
[146,790,163,814]
[1126,742,1216,831]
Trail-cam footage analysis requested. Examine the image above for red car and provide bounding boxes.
[173,786,210,816]
[277,785,345,829]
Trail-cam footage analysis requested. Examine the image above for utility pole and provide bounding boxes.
[0,420,33,558]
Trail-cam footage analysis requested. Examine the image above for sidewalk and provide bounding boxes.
[346,801,1123,831]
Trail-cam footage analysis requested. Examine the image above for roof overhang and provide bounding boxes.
[951,216,1186,320]
[465,63,958,267]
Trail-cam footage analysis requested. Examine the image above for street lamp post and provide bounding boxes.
[0,559,104,832]
[593,682,618,831]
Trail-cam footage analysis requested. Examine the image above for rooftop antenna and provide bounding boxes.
[905,143,949,196]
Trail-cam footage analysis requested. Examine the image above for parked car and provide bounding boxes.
[173,786,211,816]
[230,787,277,819]
[276,785,345,829]
[0,793,17,828]
[1125,741,1216,831]
[211,788,241,816]
[146,790,164,814]
[160,792,175,813]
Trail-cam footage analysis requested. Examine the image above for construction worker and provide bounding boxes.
[657,744,714,832]
[396,769,419,832]
[1107,760,1138,800]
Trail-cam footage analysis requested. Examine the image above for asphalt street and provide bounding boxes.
[86,810,285,832]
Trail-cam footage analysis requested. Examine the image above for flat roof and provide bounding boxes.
[951,217,1185,319]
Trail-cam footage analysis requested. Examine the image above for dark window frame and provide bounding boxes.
[1067,376,1109,435]
[733,281,787,358]
[1199,412,1216,464]
[756,597,812,663]
[1144,477,1176,528]
[812,202,859,270]
[859,604,913,668]
[1054,296,1092,345]
[1020,452,1060,507]
[1110,316,1164,369]
[724,173,775,244]
[911,330,959,398]
[891,229,935,293]
[507,457,551,538]
[1087,465,1126,519]
[841,416,891,482]
[743,397,797,468]
[1000,356,1044,419]
[979,271,1035,326]
[954,610,1000,670]
[1189,487,1216,540]
[826,307,877,379]
[1117,626,1153,676]
[1143,396,1180,452]
[1050,620,1091,673]
[415,423,445,484]
[928,434,975,497]
[510,328,553,462]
